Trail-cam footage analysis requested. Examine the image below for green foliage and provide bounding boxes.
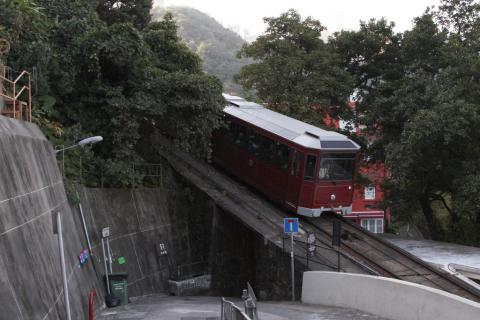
[96,0,153,29]
[235,9,354,127]
[2,0,224,188]
[143,14,201,73]
[436,0,480,37]
[151,6,251,95]
[333,0,480,244]
[332,18,402,96]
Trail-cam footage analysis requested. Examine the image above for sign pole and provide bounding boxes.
[101,238,110,295]
[284,217,298,302]
[55,212,72,320]
[290,221,295,302]
[101,227,111,295]
[332,220,342,272]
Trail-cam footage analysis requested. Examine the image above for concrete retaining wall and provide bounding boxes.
[0,116,103,319]
[74,185,208,298]
[302,271,480,320]
[0,113,308,320]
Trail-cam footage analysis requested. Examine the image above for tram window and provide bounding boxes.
[319,153,356,181]
[258,136,273,162]
[290,150,302,177]
[226,120,236,140]
[290,151,296,175]
[295,153,303,176]
[304,155,317,181]
[269,142,289,169]
[234,125,247,148]
[247,130,261,156]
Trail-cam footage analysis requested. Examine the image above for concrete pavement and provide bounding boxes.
[98,295,387,320]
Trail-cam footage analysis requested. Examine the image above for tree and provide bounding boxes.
[2,2,225,187]
[331,18,402,99]
[143,13,201,73]
[386,103,480,238]
[96,0,153,29]
[436,0,480,37]
[333,1,480,243]
[235,9,354,126]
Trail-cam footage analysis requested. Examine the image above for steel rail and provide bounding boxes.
[301,217,398,278]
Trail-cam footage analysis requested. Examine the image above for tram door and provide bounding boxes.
[286,150,303,210]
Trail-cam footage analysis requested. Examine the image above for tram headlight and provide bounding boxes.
[331,194,336,201]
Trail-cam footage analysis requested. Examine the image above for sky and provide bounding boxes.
[155,0,442,41]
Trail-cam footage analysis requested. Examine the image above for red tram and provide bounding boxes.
[213,94,361,217]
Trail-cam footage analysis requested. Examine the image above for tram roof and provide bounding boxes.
[223,94,360,151]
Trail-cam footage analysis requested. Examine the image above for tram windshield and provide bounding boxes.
[319,153,356,181]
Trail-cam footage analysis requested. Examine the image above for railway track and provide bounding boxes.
[303,212,480,302]
[154,134,480,302]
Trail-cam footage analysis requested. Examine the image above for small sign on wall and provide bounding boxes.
[78,249,89,267]
[159,243,168,256]
[102,227,111,238]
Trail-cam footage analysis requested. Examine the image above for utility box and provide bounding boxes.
[108,272,128,305]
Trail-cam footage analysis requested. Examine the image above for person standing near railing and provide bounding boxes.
[242,289,256,319]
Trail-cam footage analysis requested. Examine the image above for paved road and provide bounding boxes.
[98,295,387,320]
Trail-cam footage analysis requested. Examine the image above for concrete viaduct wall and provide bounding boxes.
[0,116,102,319]
[302,271,480,320]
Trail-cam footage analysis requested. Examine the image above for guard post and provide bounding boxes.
[284,217,299,301]
[332,220,342,272]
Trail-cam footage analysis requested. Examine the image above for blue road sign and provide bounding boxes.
[284,218,299,233]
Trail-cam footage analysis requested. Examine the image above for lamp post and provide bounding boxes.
[55,136,103,175]
[53,136,102,320]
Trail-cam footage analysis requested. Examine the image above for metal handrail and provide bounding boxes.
[221,298,252,320]
[0,92,14,100]
[0,70,29,85]
[0,74,15,85]
[448,263,480,275]
[0,67,31,122]
[14,85,28,100]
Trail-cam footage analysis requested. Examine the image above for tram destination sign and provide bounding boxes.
[284,218,299,233]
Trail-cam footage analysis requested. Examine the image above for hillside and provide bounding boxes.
[152,6,250,95]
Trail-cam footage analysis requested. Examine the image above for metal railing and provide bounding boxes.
[282,231,380,275]
[221,298,252,320]
[131,163,164,187]
[0,66,32,122]
[221,283,258,320]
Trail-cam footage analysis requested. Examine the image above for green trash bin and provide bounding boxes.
[108,272,128,305]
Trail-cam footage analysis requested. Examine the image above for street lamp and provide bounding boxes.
[53,135,103,320]
[55,136,103,175]
[55,135,103,154]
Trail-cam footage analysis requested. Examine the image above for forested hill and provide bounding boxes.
[152,6,250,95]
